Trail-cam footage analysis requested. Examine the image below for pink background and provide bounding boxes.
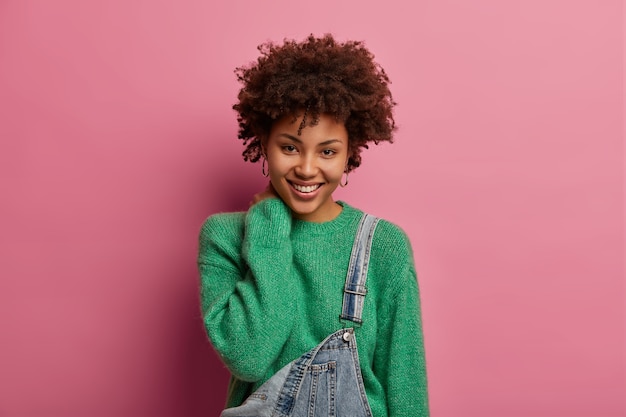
[0,1,624,416]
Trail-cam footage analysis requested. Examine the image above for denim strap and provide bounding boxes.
[340,214,379,324]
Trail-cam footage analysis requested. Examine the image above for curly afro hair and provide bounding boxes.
[233,34,396,172]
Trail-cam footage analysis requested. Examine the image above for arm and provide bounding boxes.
[374,231,429,416]
[198,198,299,382]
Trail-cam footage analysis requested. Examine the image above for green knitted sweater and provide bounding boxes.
[198,198,429,416]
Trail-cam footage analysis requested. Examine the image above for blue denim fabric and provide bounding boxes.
[340,214,379,324]
[221,214,379,417]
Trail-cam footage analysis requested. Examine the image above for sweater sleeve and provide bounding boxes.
[198,198,298,382]
[374,226,429,416]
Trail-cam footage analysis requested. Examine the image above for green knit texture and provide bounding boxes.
[198,198,429,416]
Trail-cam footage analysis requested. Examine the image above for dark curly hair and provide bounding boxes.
[233,34,396,172]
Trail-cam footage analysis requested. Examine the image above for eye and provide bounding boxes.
[322,149,336,157]
[282,145,297,153]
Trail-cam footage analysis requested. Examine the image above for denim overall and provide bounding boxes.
[221,214,380,417]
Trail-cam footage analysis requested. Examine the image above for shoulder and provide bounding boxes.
[339,203,414,262]
[371,218,414,262]
[367,216,417,294]
[200,211,245,240]
[198,211,246,263]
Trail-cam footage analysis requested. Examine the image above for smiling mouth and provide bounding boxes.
[290,182,322,193]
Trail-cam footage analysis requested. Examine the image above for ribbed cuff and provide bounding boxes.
[244,198,292,247]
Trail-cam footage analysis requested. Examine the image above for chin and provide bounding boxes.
[288,203,318,216]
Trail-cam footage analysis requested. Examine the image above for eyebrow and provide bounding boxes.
[278,133,343,146]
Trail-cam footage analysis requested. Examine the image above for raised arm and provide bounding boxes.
[198,198,299,382]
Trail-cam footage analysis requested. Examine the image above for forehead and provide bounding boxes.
[270,113,348,144]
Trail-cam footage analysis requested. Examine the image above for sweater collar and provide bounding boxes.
[291,201,362,237]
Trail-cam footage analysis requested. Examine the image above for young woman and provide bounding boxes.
[198,34,429,417]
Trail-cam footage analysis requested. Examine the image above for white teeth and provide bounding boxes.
[292,183,321,193]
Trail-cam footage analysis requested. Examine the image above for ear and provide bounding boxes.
[259,136,268,157]
[345,151,354,172]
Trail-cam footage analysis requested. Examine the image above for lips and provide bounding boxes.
[291,183,322,193]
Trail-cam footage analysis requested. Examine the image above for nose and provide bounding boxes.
[294,154,318,179]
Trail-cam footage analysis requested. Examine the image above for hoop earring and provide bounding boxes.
[261,158,269,177]
[340,171,349,187]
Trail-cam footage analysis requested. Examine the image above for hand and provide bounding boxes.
[250,182,279,207]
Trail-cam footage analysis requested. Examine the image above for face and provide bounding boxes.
[264,113,349,222]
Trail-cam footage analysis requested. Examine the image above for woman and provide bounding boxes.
[198,34,429,416]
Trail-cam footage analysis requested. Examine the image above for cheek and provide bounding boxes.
[267,157,289,177]
[266,159,292,192]
[324,162,347,183]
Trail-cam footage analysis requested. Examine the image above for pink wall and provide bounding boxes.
[0,1,623,416]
